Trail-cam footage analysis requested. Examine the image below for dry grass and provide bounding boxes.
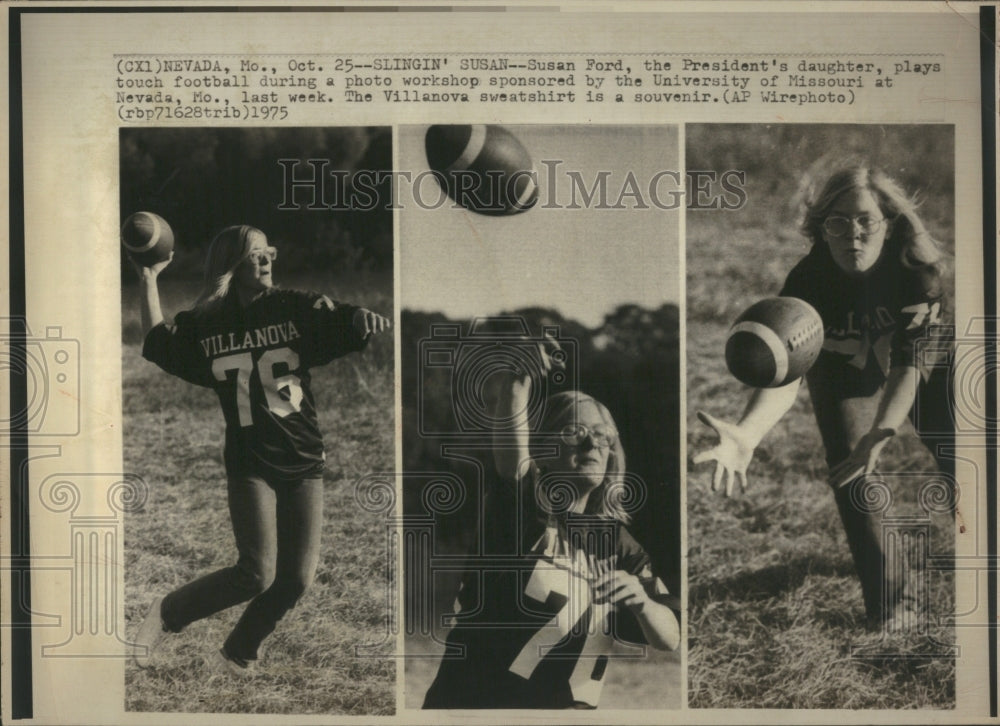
[122,272,396,715]
[686,126,956,709]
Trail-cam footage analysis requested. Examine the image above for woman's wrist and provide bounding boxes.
[730,421,762,451]
[625,591,650,612]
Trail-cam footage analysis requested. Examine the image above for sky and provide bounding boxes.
[399,125,681,329]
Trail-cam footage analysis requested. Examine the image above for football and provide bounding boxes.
[725,297,824,388]
[425,124,538,215]
[121,211,174,266]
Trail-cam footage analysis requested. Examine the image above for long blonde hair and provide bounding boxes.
[533,391,632,523]
[193,225,266,313]
[801,166,944,272]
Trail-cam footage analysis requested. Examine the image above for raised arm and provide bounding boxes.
[132,253,173,337]
[490,369,534,483]
[490,336,565,483]
[693,378,800,496]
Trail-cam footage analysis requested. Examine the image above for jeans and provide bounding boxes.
[807,353,954,624]
[159,475,323,661]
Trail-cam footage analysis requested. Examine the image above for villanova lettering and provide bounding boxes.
[827,307,895,339]
[199,321,301,357]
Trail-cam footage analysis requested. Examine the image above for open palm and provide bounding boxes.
[693,411,756,496]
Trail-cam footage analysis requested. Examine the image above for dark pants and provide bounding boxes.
[160,475,323,660]
[806,353,954,624]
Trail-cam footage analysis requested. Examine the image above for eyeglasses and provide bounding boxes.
[559,423,618,448]
[822,214,886,238]
[246,247,277,265]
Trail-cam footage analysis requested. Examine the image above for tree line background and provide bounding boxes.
[401,304,682,631]
[119,126,392,281]
[121,126,396,714]
[120,124,682,662]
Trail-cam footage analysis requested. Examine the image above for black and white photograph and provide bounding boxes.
[4,4,997,725]
[119,127,395,714]
[687,124,958,708]
[399,124,684,710]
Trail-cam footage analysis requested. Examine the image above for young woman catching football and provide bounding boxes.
[130,224,389,673]
[422,339,680,709]
[694,165,954,628]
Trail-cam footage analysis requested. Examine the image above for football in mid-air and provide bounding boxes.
[425,124,538,215]
[725,297,824,387]
[121,211,174,266]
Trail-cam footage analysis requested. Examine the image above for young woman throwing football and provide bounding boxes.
[130,224,389,672]
[694,166,954,628]
[422,339,680,709]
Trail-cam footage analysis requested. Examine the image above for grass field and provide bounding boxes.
[399,304,684,710]
[122,271,396,715]
[686,126,956,709]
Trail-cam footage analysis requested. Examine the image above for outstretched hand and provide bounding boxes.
[828,427,895,488]
[353,308,391,338]
[692,411,756,496]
